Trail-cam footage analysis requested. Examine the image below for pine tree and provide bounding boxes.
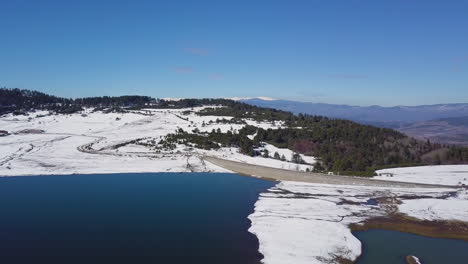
[274,151,280,159]
[281,154,286,161]
[291,152,304,164]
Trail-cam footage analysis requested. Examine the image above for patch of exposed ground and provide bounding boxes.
[350,213,468,241]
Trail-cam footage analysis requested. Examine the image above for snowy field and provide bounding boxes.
[376,165,468,186]
[0,107,314,176]
[249,177,467,264]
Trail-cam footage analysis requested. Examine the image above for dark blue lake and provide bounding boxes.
[0,173,275,264]
[354,229,468,264]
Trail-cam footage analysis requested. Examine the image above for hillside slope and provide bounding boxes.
[242,98,468,145]
[2,88,468,176]
[398,116,468,146]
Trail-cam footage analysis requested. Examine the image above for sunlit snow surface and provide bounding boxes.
[249,171,468,264]
[375,165,468,186]
[0,107,313,176]
[398,189,468,222]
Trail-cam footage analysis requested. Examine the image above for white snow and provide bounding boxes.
[229,96,276,101]
[398,189,468,222]
[261,143,316,164]
[399,198,468,222]
[161,97,184,101]
[204,147,314,172]
[0,107,314,176]
[375,165,468,186]
[411,256,422,264]
[249,179,467,264]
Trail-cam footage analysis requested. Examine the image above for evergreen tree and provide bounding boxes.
[273,151,281,160]
[291,152,304,164]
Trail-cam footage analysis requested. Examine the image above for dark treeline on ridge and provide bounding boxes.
[0,88,155,114]
[0,88,237,114]
[2,88,468,175]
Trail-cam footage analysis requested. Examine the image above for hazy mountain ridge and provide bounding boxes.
[241,98,468,123]
[435,116,468,127]
[242,98,468,145]
[399,116,468,146]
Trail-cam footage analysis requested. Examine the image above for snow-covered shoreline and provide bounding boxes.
[376,165,468,186]
[248,167,468,264]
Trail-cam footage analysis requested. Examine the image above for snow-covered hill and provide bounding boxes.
[0,106,314,176]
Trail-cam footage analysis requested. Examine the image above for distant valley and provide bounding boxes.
[399,116,468,146]
[242,98,468,146]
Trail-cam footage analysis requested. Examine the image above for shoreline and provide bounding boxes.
[350,214,468,241]
[1,169,467,264]
[0,170,273,263]
[246,176,467,264]
[348,215,468,264]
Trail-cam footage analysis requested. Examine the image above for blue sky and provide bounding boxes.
[1,0,467,106]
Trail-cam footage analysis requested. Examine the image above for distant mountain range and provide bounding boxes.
[242,98,468,146]
[398,116,468,146]
[241,98,468,124]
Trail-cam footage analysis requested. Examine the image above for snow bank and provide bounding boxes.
[261,143,316,164]
[375,165,468,186]
[204,147,314,172]
[398,189,468,222]
[399,198,468,222]
[249,181,464,264]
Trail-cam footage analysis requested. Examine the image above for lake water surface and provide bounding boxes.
[0,172,275,264]
[2,173,467,264]
[354,229,468,264]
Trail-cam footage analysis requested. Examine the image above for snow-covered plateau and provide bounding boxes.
[1,107,467,264]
